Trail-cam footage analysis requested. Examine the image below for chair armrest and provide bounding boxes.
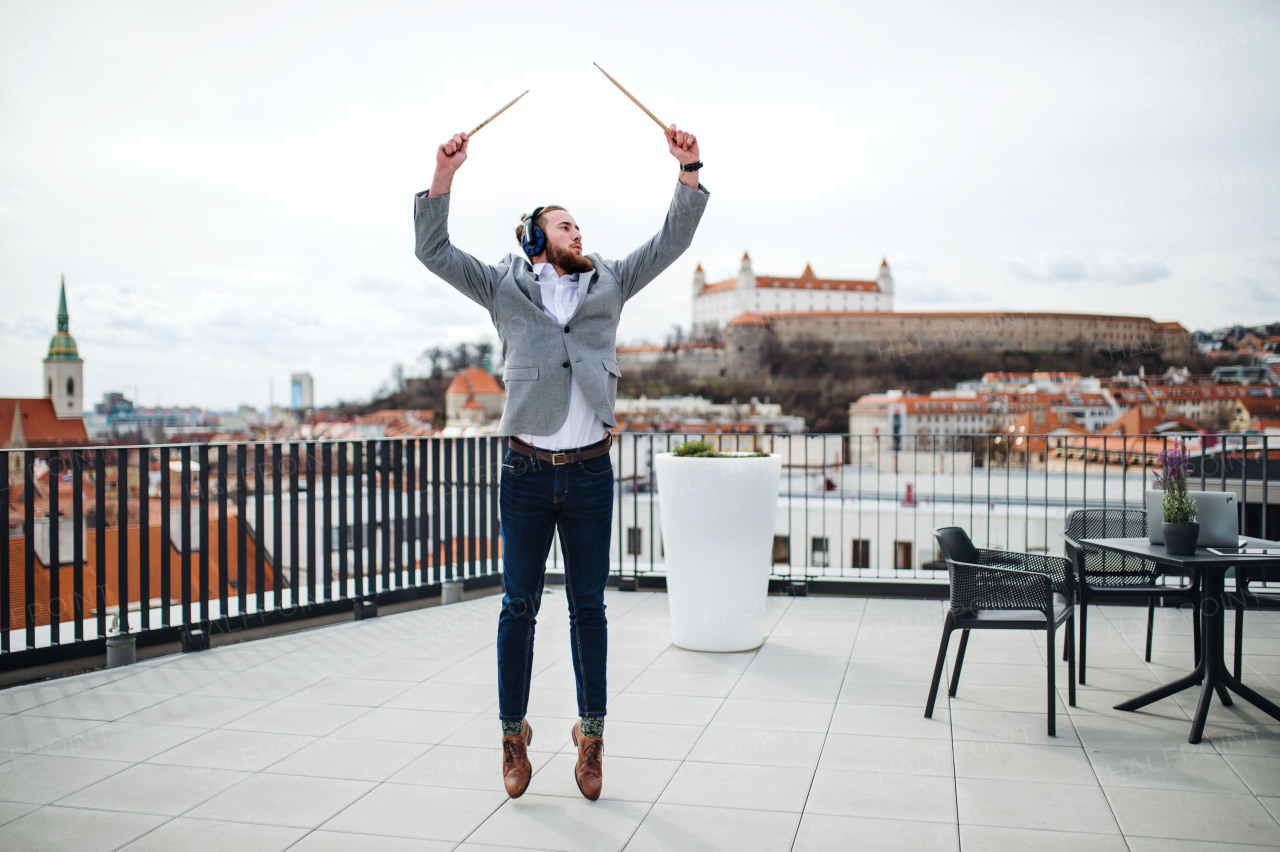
[977,549,1074,601]
[946,558,1057,614]
[1060,531,1086,577]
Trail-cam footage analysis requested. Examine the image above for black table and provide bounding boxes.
[1080,536,1280,744]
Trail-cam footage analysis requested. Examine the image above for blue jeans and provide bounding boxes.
[497,445,613,722]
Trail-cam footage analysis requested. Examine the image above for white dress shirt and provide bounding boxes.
[516,262,606,450]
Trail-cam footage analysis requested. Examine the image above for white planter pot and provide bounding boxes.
[654,452,783,652]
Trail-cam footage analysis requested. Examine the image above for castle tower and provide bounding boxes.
[43,276,84,419]
[692,263,705,298]
[737,251,757,291]
[877,258,895,310]
[877,258,894,295]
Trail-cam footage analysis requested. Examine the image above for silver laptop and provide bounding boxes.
[1145,489,1239,547]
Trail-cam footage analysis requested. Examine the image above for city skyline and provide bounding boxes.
[2,1,1277,410]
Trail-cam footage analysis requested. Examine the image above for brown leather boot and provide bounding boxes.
[571,719,603,801]
[501,719,533,798]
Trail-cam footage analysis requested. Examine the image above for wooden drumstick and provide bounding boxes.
[592,62,668,132]
[467,90,529,137]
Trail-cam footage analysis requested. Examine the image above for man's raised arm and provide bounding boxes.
[414,131,499,309]
[613,124,710,302]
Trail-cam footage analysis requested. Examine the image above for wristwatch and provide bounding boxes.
[680,161,703,172]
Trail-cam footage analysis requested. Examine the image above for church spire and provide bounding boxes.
[57,275,69,332]
[46,275,81,361]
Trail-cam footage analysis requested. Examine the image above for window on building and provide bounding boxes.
[811,537,829,567]
[626,526,644,556]
[851,538,871,568]
[894,540,913,571]
[772,535,790,565]
[66,377,74,395]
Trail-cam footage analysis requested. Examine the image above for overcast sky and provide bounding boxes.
[2,0,1277,411]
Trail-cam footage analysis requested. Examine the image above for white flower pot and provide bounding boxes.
[654,452,783,652]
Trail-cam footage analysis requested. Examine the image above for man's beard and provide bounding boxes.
[547,241,594,274]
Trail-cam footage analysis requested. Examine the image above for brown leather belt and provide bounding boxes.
[507,433,613,466]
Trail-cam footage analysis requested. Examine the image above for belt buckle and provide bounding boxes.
[550,451,571,466]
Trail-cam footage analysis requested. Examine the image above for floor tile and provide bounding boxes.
[624,802,801,852]
[0,801,38,826]
[623,670,741,698]
[292,831,453,851]
[1105,786,1280,845]
[58,762,249,815]
[953,740,1097,785]
[0,684,81,715]
[960,825,1129,851]
[119,694,268,728]
[1090,747,1251,793]
[820,733,954,776]
[687,725,826,768]
[322,782,506,841]
[0,715,102,754]
[646,647,756,674]
[658,760,813,812]
[385,681,496,712]
[0,753,130,804]
[533,752,677,803]
[468,793,649,852]
[956,777,1120,834]
[794,813,959,851]
[118,817,306,851]
[187,773,375,827]
[0,805,165,852]
[1222,754,1280,797]
[330,707,475,745]
[36,720,199,763]
[220,699,370,737]
[390,744,551,791]
[828,702,948,739]
[146,728,314,772]
[805,768,957,823]
[284,677,415,707]
[949,708,1080,746]
[604,692,723,727]
[731,673,842,703]
[265,737,428,782]
[1126,839,1280,852]
[18,688,170,723]
[190,669,322,700]
[710,697,834,733]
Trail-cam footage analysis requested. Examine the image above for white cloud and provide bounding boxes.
[1006,249,1169,285]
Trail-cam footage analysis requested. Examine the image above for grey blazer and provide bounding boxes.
[414,181,709,437]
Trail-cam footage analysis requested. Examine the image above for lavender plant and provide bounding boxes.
[1152,438,1197,525]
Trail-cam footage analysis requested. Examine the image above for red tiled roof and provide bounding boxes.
[0,397,89,447]
[445,368,503,396]
[727,312,770,327]
[702,266,881,296]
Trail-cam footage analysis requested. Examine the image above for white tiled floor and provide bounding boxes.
[1,589,1279,851]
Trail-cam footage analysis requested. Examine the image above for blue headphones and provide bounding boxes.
[521,206,547,257]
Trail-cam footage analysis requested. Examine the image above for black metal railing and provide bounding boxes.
[3,432,1274,671]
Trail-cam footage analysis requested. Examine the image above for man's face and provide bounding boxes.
[540,210,594,274]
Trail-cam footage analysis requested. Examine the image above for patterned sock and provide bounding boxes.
[501,720,524,738]
[581,715,604,738]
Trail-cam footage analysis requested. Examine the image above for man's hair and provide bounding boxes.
[515,205,566,248]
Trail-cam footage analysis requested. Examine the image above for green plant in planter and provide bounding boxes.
[669,440,768,458]
[671,440,721,458]
[1153,438,1197,524]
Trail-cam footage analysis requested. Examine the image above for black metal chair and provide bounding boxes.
[926,526,1076,736]
[1062,508,1200,684]
[1233,564,1280,678]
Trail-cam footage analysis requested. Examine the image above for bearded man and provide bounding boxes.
[414,125,707,800]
